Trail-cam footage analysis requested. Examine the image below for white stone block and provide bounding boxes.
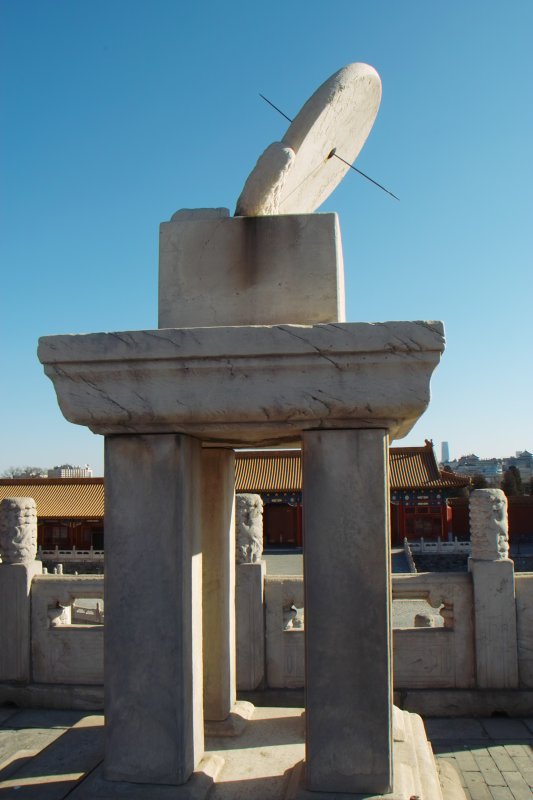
[31,575,104,685]
[236,562,265,691]
[158,212,345,327]
[264,575,305,689]
[201,448,236,722]
[0,562,42,682]
[38,321,445,444]
[303,429,392,794]
[471,559,519,688]
[104,434,204,785]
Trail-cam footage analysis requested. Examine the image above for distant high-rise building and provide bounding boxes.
[47,464,93,479]
[441,441,450,464]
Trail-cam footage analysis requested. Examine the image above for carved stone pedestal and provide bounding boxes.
[285,707,464,800]
[204,700,255,738]
[39,321,445,794]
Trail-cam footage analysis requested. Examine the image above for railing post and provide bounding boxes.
[0,498,42,682]
[469,489,519,688]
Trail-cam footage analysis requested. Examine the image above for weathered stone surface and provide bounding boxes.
[236,562,265,691]
[0,561,42,681]
[70,755,224,799]
[38,321,445,444]
[0,682,104,710]
[104,434,204,785]
[0,497,37,564]
[170,207,230,221]
[0,728,66,767]
[394,688,533,717]
[202,448,236,723]
[469,489,509,560]
[0,716,104,799]
[234,143,296,216]
[236,494,263,565]
[469,489,519,689]
[393,572,475,690]
[264,576,305,689]
[236,63,381,216]
[159,213,345,327]
[302,429,392,794]
[204,700,254,738]
[285,708,446,800]
[31,575,103,685]
[516,574,533,687]
[470,559,519,689]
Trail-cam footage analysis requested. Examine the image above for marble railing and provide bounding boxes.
[406,537,471,555]
[262,572,475,690]
[37,546,104,562]
[30,574,104,685]
[259,566,533,696]
[1,561,532,708]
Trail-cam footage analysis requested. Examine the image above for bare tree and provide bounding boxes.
[1,466,46,478]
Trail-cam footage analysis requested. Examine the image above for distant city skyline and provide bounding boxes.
[3,444,532,479]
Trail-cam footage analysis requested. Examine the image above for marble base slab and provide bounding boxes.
[38,321,444,444]
[284,708,464,800]
[69,754,224,799]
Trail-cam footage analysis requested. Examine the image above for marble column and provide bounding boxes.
[302,429,392,795]
[201,448,236,721]
[104,434,204,785]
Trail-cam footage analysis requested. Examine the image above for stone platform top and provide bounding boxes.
[38,321,444,445]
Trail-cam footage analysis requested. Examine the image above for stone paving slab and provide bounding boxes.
[1,709,533,799]
[424,717,490,740]
[2,709,88,730]
[481,719,533,741]
[0,729,65,773]
[489,787,515,800]
[0,715,104,798]
[501,771,532,799]
[429,717,533,800]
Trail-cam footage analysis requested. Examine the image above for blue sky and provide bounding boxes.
[1,0,532,475]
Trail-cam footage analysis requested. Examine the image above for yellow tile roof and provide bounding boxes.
[0,446,469,518]
[235,446,470,492]
[389,445,471,489]
[236,450,301,492]
[0,479,104,518]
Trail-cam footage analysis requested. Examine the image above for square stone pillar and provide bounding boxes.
[302,429,392,795]
[469,488,519,689]
[471,559,519,688]
[236,561,265,690]
[104,434,204,785]
[0,562,42,682]
[201,448,236,721]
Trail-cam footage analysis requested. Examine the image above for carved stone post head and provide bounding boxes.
[469,488,509,561]
[0,497,38,564]
[236,493,263,564]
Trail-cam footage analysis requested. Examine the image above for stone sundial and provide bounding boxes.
[235,62,382,216]
[157,62,384,328]
[38,56,446,799]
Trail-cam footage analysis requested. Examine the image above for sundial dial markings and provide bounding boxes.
[260,93,399,201]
